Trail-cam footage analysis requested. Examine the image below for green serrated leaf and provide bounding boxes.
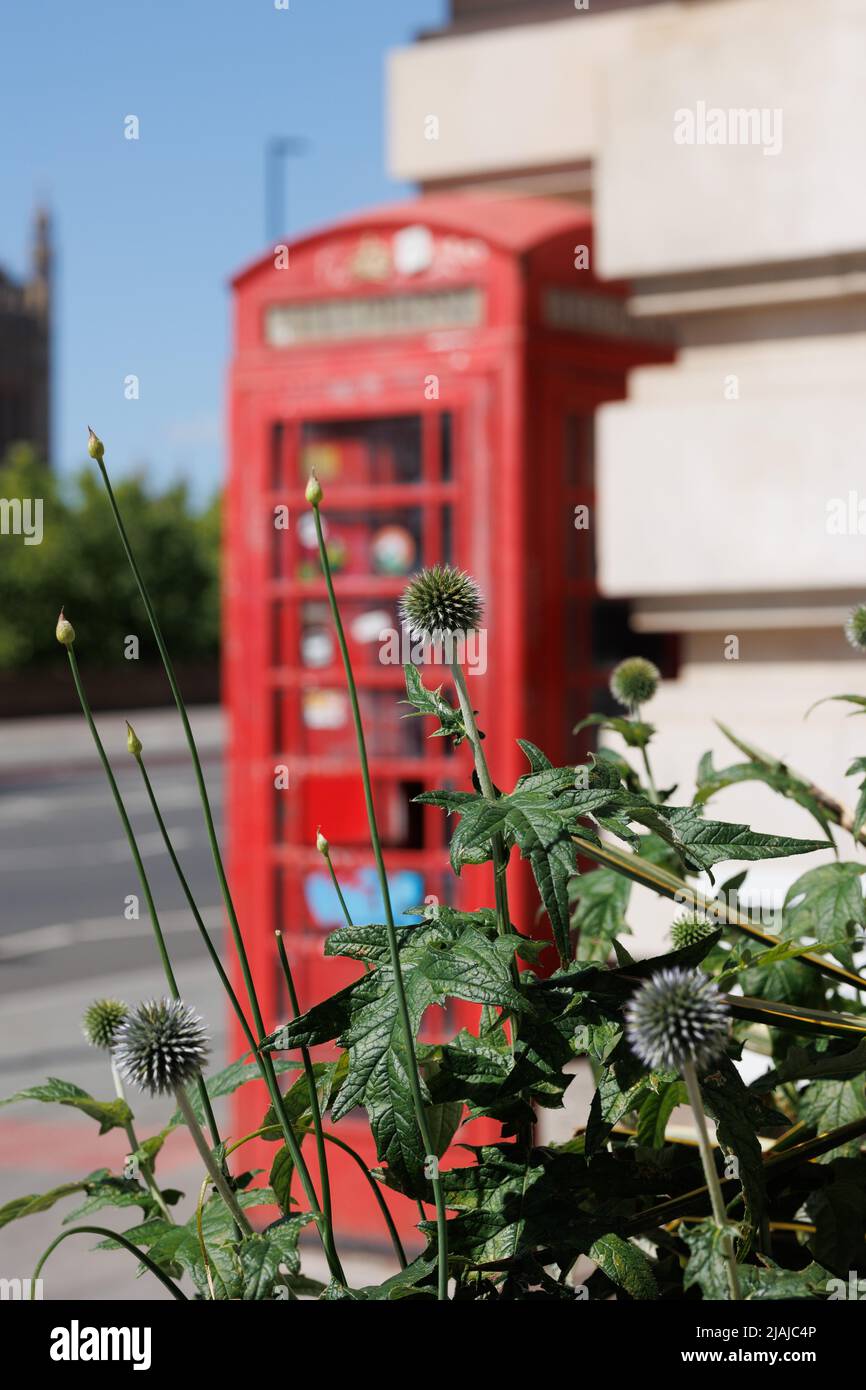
[637,1081,686,1149]
[0,1078,134,1135]
[589,1233,658,1299]
[782,862,866,970]
[238,1234,282,1300]
[798,1078,866,1159]
[263,918,526,1192]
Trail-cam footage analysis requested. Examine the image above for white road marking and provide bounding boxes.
[0,828,193,872]
[0,906,223,960]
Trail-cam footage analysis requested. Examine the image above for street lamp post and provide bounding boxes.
[265,135,308,245]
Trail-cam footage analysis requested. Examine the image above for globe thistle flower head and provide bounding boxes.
[670,914,717,952]
[113,998,209,1095]
[625,967,729,1072]
[845,605,866,652]
[82,998,128,1051]
[399,565,483,642]
[610,656,660,711]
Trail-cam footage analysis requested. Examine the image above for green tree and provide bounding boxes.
[0,443,220,669]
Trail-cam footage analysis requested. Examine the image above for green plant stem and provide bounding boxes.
[323,1132,407,1269]
[134,746,339,1264]
[321,849,355,926]
[682,1059,742,1301]
[634,704,660,804]
[174,1085,254,1236]
[110,1058,173,1224]
[450,660,524,1048]
[570,831,866,994]
[92,447,341,1282]
[64,645,221,1147]
[275,929,342,1281]
[133,751,254,1045]
[195,1175,217,1299]
[450,662,517,962]
[311,499,449,1301]
[33,1225,188,1300]
[450,663,511,930]
[224,1121,405,1269]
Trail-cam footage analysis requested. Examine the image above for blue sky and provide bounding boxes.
[1,0,445,501]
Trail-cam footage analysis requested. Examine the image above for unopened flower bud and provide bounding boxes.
[126,721,143,758]
[316,828,329,855]
[83,998,128,1050]
[671,914,716,951]
[55,609,75,646]
[610,656,660,712]
[305,472,323,507]
[845,604,866,652]
[87,426,105,462]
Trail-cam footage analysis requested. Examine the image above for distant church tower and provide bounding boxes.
[0,206,52,464]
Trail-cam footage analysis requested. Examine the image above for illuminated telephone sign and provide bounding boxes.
[226,196,673,1245]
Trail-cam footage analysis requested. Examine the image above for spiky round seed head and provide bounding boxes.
[87,426,104,462]
[399,565,483,641]
[625,967,729,1072]
[113,998,209,1096]
[82,998,128,1050]
[845,605,866,651]
[55,608,75,646]
[671,914,717,951]
[610,656,660,711]
[305,471,323,507]
[126,721,143,758]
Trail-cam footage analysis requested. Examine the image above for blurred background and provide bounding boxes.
[3,0,866,1296]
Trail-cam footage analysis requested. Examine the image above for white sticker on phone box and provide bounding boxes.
[302,689,349,729]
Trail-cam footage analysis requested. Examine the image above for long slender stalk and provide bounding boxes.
[570,831,866,993]
[275,929,341,1280]
[322,1132,408,1269]
[89,435,342,1281]
[64,644,221,1147]
[621,1113,866,1239]
[681,1059,741,1300]
[451,662,518,987]
[450,664,512,939]
[33,1226,188,1300]
[634,706,660,805]
[310,494,449,1301]
[110,1058,173,1224]
[134,739,345,1276]
[195,1175,217,1299]
[225,1123,406,1267]
[132,744,253,1044]
[174,1086,253,1236]
[319,841,355,927]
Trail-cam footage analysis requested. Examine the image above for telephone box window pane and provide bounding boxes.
[295,508,423,579]
[300,416,422,485]
[300,598,400,671]
[440,411,453,481]
[565,505,595,580]
[564,414,594,489]
[270,422,285,490]
[300,688,422,758]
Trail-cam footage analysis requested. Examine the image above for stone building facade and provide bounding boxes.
[388,0,866,952]
[0,209,51,463]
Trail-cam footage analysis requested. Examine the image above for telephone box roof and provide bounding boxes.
[231,193,591,287]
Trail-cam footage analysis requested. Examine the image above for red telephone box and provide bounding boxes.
[225,195,672,1245]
